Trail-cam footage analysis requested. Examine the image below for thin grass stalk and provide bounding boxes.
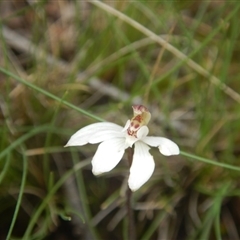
[88,0,240,104]
[140,211,167,240]
[22,159,90,239]
[144,25,175,104]
[0,67,104,122]
[6,147,28,240]
[214,200,222,240]
[72,151,98,239]
[0,152,11,184]
[0,125,61,163]
[180,151,240,172]
[43,91,68,189]
[214,182,231,240]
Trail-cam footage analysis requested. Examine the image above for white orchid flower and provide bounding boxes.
[65,105,179,191]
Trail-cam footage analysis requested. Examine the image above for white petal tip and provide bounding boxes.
[128,181,145,192]
[159,144,180,156]
[128,141,155,192]
[129,185,139,192]
[64,141,75,147]
[92,166,104,176]
[92,170,103,176]
[64,140,88,147]
[128,177,148,191]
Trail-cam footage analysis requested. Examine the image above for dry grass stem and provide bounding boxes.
[2,26,133,103]
[89,0,240,104]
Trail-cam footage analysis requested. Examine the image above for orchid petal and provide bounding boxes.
[92,138,126,175]
[136,126,149,139]
[125,135,138,147]
[89,130,124,144]
[143,137,179,156]
[128,141,155,191]
[65,122,123,147]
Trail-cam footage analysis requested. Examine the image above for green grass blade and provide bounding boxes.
[0,66,104,122]
[0,125,58,162]
[22,159,90,240]
[140,211,167,240]
[181,151,240,172]
[71,151,99,239]
[0,152,11,184]
[6,147,28,240]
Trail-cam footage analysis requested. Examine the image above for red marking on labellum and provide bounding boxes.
[134,124,139,129]
[133,115,142,122]
[127,105,150,138]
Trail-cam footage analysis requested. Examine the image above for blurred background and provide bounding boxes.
[1,0,240,239]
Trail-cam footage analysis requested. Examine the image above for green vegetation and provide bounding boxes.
[1,1,240,239]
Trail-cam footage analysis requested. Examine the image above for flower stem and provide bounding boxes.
[126,148,136,240]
